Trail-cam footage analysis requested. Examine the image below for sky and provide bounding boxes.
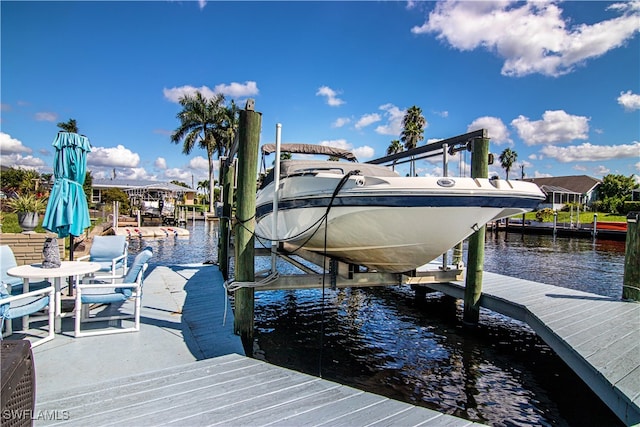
[1,0,639,189]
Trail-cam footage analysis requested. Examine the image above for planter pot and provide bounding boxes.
[17,212,39,231]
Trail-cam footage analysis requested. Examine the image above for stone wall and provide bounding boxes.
[0,233,66,266]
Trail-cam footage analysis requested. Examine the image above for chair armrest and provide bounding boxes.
[1,286,55,304]
[77,255,90,262]
[110,254,127,271]
[76,282,140,290]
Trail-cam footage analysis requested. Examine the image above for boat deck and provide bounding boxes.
[427,272,640,426]
[24,264,481,426]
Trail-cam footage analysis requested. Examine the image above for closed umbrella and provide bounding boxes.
[42,131,92,294]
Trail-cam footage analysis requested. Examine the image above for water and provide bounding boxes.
[129,222,626,426]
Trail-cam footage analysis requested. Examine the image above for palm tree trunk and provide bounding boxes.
[207,152,215,213]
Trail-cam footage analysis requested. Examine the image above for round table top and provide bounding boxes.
[7,261,101,279]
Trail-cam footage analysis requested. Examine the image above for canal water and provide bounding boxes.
[128,221,626,426]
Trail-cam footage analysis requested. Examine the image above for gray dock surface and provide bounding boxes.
[26,264,481,426]
[428,272,640,426]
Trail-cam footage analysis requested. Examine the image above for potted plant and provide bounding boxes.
[6,193,47,231]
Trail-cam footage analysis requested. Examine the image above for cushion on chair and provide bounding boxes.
[0,283,10,319]
[0,283,49,319]
[5,296,50,319]
[1,246,23,289]
[90,236,128,271]
[117,248,153,298]
[80,288,128,304]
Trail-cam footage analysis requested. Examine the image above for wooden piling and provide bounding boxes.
[219,160,235,280]
[233,101,261,346]
[463,135,489,325]
[623,211,640,301]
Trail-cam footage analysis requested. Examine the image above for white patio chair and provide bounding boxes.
[74,247,152,338]
[1,283,55,347]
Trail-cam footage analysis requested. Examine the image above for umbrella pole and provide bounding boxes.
[68,236,74,296]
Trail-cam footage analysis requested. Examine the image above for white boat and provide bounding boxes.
[255,144,545,273]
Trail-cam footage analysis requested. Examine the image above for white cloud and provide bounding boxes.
[0,153,47,170]
[187,156,209,170]
[540,141,640,162]
[154,157,167,169]
[594,165,611,176]
[618,90,640,111]
[316,86,345,107]
[374,104,407,136]
[163,81,258,103]
[355,113,381,130]
[353,146,375,160]
[88,145,140,167]
[318,139,374,161]
[413,1,640,77]
[467,116,512,145]
[164,168,191,181]
[198,0,206,10]
[332,117,351,128]
[0,132,32,154]
[511,110,589,145]
[34,112,57,122]
[214,81,259,98]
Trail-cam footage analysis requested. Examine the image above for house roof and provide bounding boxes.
[524,175,601,195]
[92,179,195,193]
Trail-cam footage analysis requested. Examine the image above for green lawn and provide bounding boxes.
[521,211,627,223]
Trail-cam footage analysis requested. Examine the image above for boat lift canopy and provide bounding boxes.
[261,143,358,162]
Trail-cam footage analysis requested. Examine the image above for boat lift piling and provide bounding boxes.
[233,100,261,347]
[463,134,490,325]
[623,211,640,301]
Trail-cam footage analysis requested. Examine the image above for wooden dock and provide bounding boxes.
[24,264,480,427]
[35,353,483,426]
[425,272,640,426]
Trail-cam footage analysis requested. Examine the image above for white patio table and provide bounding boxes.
[7,261,101,333]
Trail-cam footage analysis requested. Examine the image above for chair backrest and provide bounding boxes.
[118,247,153,297]
[1,245,22,288]
[90,236,128,263]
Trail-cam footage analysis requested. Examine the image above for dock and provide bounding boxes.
[426,272,640,426]
[113,225,190,238]
[24,264,482,426]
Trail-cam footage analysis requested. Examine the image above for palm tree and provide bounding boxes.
[499,148,518,180]
[197,180,210,205]
[400,106,425,150]
[386,139,403,156]
[214,100,240,157]
[400,106,426,176]
[171,91,225,213]
[57,118,78,133]
[386,139,403,171]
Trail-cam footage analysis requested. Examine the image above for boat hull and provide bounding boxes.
[256,173,544,273]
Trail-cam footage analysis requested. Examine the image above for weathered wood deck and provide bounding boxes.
[35,353,482,426]
[427,272,640,426]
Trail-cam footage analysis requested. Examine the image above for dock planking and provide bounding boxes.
[427,271,640,426]
[35,353,482,426]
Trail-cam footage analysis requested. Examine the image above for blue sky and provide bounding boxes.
[2,1,639,188]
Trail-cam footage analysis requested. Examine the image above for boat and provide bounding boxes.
[255,143,545,273]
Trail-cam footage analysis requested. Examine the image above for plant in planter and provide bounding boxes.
[6,193,47,231]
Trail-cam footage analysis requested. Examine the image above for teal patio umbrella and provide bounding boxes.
[42,132,92,288]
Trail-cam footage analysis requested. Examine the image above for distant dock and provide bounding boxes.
[114,225,190,238]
